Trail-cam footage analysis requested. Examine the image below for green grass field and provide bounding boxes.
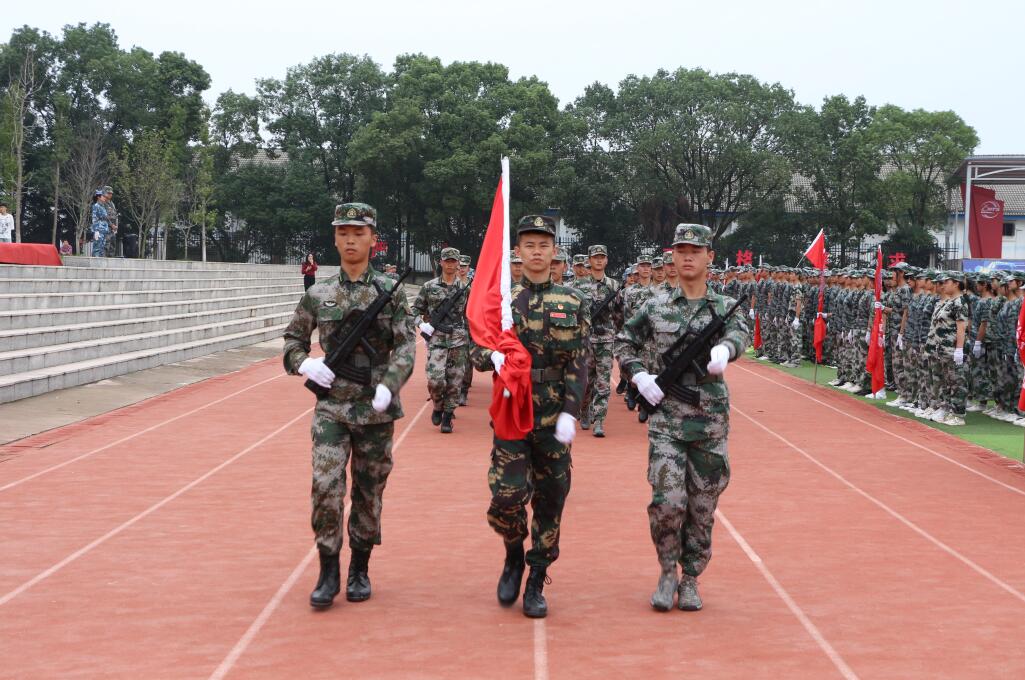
[748,351,1025,462]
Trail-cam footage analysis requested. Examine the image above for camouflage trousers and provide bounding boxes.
[460,352,474,396]
[786,322,802,364]
[581,345,595,420]
[994,351,1024,413]
[90,227,109,257]
[647,430,730,577]
[936,350,968,415]
[890,339,907,397]
[588,341,614,423]
[103,232,118,257]
[488,428,572,568]
[426,342,468,412]
[310,403,395,554]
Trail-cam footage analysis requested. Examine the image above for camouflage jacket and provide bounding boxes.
[926,296,967,352]
[614,286,750,442]
[788,283,804,318]
[282,266,416,424]
[411,276,469,348]
[623,283,655,322]
[887,284,912,334]
[105,200,119,228]
[573,275,622,342]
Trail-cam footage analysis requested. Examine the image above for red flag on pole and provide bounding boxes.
[1017,300,1025,412]
[803,228,827,270]
[865,246,885,394]
[465,158,533,439]
[753,314,763,350]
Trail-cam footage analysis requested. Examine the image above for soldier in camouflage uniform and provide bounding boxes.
[622,255,657,416]
[102,186,119,257]
[457,254,475,405]
[573,244,623,437]
[990,273,1024,423]
[571,254,588,281]
[283,202,416,610]
[474,215,590,619]
[551,249,568,284]
[616,224,749,613]
[663,252,679,289]
[924,272,969,425]
[784,269,804,367]
[412,248,469,433]
[967,274,995,411]
[884,263,913,407]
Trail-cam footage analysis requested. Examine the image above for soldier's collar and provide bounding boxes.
[523,276,553,292]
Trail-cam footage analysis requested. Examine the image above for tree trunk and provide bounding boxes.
[52,161,61,246]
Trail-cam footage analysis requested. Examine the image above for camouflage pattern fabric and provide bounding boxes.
[411,277,469,411]
[426,344,467,411]
[573,274,622,423]
[927,296,969,414]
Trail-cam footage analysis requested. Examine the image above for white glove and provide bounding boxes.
[864,331,871,343]
[371,384,392,412]
[490,351,506,375]
[897,334,905,350]
[554,412,576,445]
[791,318,800,330]
[873,301,883,310]
[418,321,434,337]
[972,340,984,358]
[93,231,100,241]
[707,343,731,376]
[632,371,664,406]
[953,348,964,366]
[816,312,827,319]
[748,308,755,320]
[299,357,335,388]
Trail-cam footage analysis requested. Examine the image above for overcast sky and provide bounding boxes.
[6,0,1021,153]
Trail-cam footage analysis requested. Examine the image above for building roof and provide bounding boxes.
[950,155,1025,183]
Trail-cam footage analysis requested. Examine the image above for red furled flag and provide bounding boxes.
[813,273,827,364]
[865,246,885,394]
[1018,300,1025,412]
[753,313,762,350]
[465,158,533,439]
[803,228,827,270]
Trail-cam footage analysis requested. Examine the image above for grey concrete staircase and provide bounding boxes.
[0,256,338,403]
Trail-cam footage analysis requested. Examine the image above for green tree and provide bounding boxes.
[115,131,181,257]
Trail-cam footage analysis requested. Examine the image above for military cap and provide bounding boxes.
[888,261,910,271]
[652,257,664,268]
[1011,270,1025,282]
[459,254,471,266]
[636,255,653,265]
[332,202,377,229]
[509,249,523,264]
[517,214,556,237]
[439,247,460,261]
[101,185,113,194]
[588,244,608,257]
[584,262,592,269]
[935,271,963,283]
[671,223,712,247]
[553,251,568,263]
[572,254,588,265]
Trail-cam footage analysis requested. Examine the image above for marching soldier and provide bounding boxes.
[551,250,568,284]
[412,248,470,433]
[473,214,589,618]
[283,202,416,610]
[458,254,474,405]
[615,224,749,613]
[573,244,623,437]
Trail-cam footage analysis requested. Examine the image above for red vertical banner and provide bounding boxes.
[961,184,1004,258]
[865,246,885,394]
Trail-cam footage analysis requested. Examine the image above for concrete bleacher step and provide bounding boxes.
[0,275,301,294]
[0,292,302,332]
[0,301,299,351]
[0,312,292,376]
[0,283,303,311]
[0,324,288,403]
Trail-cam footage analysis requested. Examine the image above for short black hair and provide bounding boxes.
[0,202,7,208]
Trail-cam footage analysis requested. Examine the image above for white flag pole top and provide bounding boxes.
[499,157,513,331]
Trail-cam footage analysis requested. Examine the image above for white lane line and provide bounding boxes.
[716,510,859,680]
[207,400,431,680]
[533,619,549,680]
[0,372,284,493]
[735,363,1025,498]
[732,403,1025,606]
[0,408,313,608]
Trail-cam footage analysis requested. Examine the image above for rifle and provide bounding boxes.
[304,267,412,399]
[637,294,749,413]
[591,287,619,322]
[421,283,469,341]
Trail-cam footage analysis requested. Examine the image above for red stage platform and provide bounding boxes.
[0,243,63,266]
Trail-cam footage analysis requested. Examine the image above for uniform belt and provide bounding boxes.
[346,352,391,369]
[531,366,564,383]
[680,373,722,386]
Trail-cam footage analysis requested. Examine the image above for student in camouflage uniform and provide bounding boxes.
[101,186,119,257]
[283,202,416,610]
[457,254,475,405]
[412,248,470,433]
[784,268,804,367]
[571,254,588,281]
[663,253,679,289]
[473,214,590,619]
[967,274,995,411]
[551,249,568,284]
[923,272,969,425]
[615,224,749,613]
[622,255,656,416]
[884,264,913,407]
[990,273,1024,422]
[573,244,623,437]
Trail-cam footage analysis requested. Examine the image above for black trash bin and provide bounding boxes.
[122,233,139,259]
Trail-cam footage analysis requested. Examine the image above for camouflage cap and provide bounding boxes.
[101,185,113,194]
[652,257,664,268]
[636,255,653,265]
[588,244,608,257]
[517,214,556,237]
[572,254,588,265]
[935,270,963,283]
[671,223,712,248]
[888,261,910,271]
[439,247,460,261]
[1011,270,1025,282]
[553,251,568,262]
[510,249,523,264]
[332,202,377,229]
[459,254,471,265]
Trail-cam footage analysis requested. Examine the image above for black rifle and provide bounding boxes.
[421,283,469,341]
[304,267,412,399]
[590,287,619,321]
[637,294,748,413]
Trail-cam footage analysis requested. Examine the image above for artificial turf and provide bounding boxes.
[748,351,1025,462]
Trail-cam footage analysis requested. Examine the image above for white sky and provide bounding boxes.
[6,0,1022,153]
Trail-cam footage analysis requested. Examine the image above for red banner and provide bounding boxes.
[961,184,1004,258]
[865,246,885,394]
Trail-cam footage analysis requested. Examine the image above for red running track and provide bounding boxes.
[2,349,1025,679]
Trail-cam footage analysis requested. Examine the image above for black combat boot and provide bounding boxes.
[309,548,341,609]
[431,409,443,426]
[615,377,627,395]
[626,387,637,411]
[497,541,526,606]
[440,411,454,433]
[638,408,648,424]
[346,548,372,602]
[522,566,549,618]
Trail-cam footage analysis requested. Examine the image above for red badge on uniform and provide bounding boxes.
[550,312,567,319]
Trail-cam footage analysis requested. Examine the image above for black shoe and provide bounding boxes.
[310,549,341,609]
[497,542,526,606]
[440,411,454,433]
[346,549,372,602]
[615,378,627,395]
[523,566,549,618]
[626,391,637,411]
[431,409,443,426]
[855,387,871,396]
[638,409,648,424]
